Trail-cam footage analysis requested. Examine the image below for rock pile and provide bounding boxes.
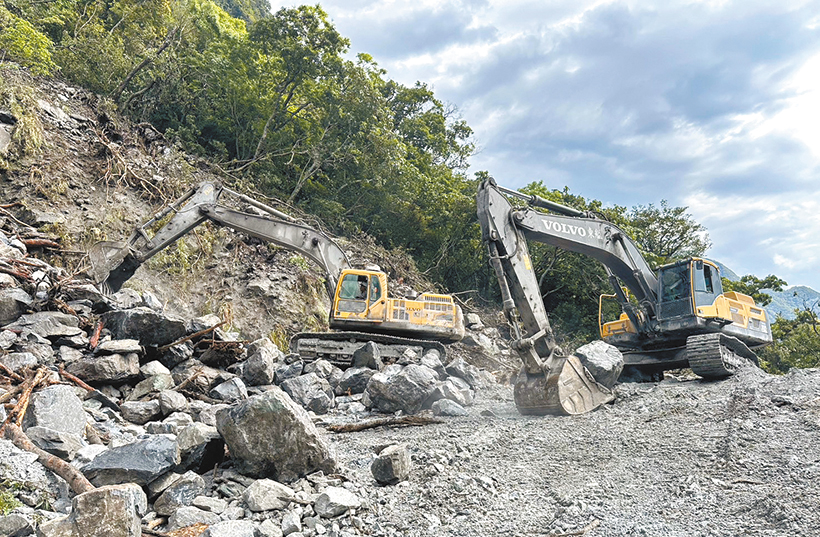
[0,250,497,536]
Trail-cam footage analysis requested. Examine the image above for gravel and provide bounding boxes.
[325,366,820,536]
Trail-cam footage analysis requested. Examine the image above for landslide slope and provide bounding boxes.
[0,66,447,343]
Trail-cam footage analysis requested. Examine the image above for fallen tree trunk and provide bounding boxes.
[327,415,444,433]
[3,423,95,494]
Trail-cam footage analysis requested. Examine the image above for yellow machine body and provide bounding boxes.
[329,269,464,342]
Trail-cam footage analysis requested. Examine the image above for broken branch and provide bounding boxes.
[158,321,227,353]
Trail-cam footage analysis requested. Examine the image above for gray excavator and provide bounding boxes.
[477,177,772,416]
[89,182,464,365]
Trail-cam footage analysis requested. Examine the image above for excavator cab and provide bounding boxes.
[334,270,387,320]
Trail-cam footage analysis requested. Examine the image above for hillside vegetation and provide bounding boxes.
[1,0,818,368]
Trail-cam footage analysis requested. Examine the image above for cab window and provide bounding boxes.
[369,276,382,304]
[339,274,369,300]
[661,265,690,302]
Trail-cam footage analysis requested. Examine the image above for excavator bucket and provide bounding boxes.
[513,355,614,415]
[87,241,140,293]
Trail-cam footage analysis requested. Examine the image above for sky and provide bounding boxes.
[269,0,820,291]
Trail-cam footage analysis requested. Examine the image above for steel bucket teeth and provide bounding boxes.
[513,355,614,416]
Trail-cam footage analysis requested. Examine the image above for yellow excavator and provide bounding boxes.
[89,182,464,365]
[477,177,772,416]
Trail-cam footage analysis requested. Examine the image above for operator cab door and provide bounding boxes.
[335,272,386,322]
[691,259,722,310]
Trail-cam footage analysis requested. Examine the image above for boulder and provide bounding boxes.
[426,377,474,407]
[242,479,295,511]
[192,495,227,513]
[0,329,16,350]
[280,373,333,414]
[127,374,174,400]
[432,399,468,417]
[66,353,140,384]
[177,422,223,472]
[83,435,180,486]
[314,487,361,518]
[420,349,447,379]
[167,506,221,531]
[465,313,484,330]
[365,364,439,414]
[140,361,171,377]
[2,352,38,373]
[22,385,87,436]
[153,471,206,516]
[445,357,490,389]
[2,312,82,339]
[120,400,162,425]
[171,360,226,391]
[96,339,142,355]
[337,367,376,395]
[0,513,33,537]
[574,340,624,388]
[210,377,248,403]
[352,341,383,370]
[37,484,146,537]
[0,288,33,325]
[370,444,411,485]
[216,388,337,481]
[274,362,304,384]
[243,338,284,386]
[281,511,301,536]
[25,426,85,460]
[158,390,188,415]
[101,307,187,347]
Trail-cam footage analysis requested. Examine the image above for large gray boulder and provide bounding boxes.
[242,478,295,511]
[426,377,475,408]
[210,377,248,403]
[22,385,87,436]
[574,340,624,388]
[0,287,33,325]
[167,506,221,531]
[352,341,383,370]
[445,357,491,389]
[216,388,337,481]
[371,444,411,485]
[66,353,140,384]
[366,364,439,414]
[243,338,284,386]
[2,311,82,339]
[0,513,33,537]
[153,471,206,516]
[82,435,180,486]
[120,400,162,425]
[314,487,361,518]
[280,373,333,414]
[337,367,376,395]
[101,307,187,347]
[25,426,85,460]
[37,484,146,537]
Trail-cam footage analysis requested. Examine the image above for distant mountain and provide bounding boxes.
[709,259,739,282]
[764,286,820,320]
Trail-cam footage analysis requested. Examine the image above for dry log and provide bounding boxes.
[157,321,227,353]
[89,320,104,349]
[327,415,444,433]
[0,368,48,436]
[59,366,120,411]
[3,423,95,494]
[0,361,24,383]
[22,238,62,249]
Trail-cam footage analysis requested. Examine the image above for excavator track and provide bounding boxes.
[686,332,760,379]
[291,331,447,369]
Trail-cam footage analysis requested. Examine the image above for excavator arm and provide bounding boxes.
[477,177,615,415]
[89,182,350,298]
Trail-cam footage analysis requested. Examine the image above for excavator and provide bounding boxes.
[477,177,772,416]
[88,182,464,365]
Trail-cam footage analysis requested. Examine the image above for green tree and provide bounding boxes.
[721,274,786,306]
[625,200,711,267]
[760,306,820,372]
